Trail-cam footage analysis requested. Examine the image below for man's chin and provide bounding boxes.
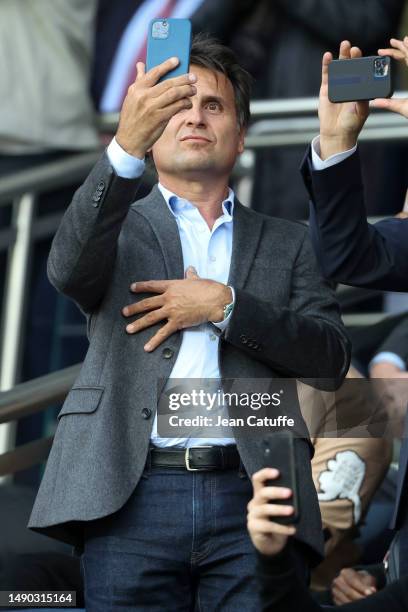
[173,155,218,174]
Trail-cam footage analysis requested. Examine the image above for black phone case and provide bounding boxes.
[263,433,300,525]
[328,56,393,102]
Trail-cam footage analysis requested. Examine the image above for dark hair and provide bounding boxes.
[190,33,252,130]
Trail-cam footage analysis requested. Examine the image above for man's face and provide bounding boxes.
[151,65,245,180]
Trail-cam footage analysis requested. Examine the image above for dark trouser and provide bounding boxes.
[81,461,311,611]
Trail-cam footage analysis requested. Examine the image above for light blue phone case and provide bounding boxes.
[146,18,192,81]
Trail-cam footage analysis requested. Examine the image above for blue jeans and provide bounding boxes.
[82,462,309,611]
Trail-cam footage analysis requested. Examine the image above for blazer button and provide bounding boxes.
[141,407,152,419]
[240,334,248,344]
[92,192,101,207]
[162,347,174,359]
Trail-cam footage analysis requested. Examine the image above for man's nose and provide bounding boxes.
[184,102,206,127]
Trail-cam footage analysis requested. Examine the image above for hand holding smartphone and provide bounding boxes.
[115,18,195,160]
[263,433,300,525]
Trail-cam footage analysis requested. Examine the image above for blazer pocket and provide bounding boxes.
[57,386,104,419]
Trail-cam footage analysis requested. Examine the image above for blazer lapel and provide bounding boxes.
[135,185,185,280]
[135,189,264,287]
[228,200,264,290]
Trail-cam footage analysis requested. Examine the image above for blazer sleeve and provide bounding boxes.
[47,151,142,313]
[223,228,351,390]
[302,145,408,292]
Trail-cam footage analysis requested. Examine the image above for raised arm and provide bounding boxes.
[303,38,408,292]
[48,58,197,312]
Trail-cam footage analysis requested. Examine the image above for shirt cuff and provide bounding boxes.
[106,137,145,179]
[212,286,235,331]
[311,135,357,171]
[369,352,407,372]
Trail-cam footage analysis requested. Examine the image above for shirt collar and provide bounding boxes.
[158,183,235,220]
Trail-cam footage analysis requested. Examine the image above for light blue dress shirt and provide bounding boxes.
[107,137,236,447]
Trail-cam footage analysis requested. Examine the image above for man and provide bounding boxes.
[301,35,408,602]
[28,35,350,610]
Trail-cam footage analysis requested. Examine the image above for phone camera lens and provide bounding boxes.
[374,57,386,77]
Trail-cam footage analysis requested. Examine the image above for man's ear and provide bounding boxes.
[237,128,246,154]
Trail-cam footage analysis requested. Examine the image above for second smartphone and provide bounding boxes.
[328,55,393,102]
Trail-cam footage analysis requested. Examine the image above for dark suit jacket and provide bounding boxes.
[302,146,408,529]
[28,152,350,562]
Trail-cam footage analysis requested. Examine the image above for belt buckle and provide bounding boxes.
[185,446,213,471]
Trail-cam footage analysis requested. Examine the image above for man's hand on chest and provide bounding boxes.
[122,267,233,352]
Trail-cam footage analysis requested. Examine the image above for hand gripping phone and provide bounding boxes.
[263,432,300,524]
[328,55,393,102]
[146,18,192,82]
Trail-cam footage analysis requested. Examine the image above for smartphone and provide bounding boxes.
[263,432,300,524]
[146,18,192,82]
[328,55,393,102]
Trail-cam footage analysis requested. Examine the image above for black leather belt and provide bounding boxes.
[149,445,241,471]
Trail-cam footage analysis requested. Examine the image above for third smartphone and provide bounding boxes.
[263,432,300,525]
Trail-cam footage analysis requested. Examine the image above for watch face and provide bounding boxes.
[223,302,233,319]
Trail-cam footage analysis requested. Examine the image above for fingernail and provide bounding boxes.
[283,488,292,496]
[269,468,279,477]
[122,307,129,316]
[144,343,152,351]
[189,73,197,82]
[126,325,133,333]
[171,56,179,65]
[131,283,137,291]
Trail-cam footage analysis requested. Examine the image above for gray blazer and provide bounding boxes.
[28,152,350,562]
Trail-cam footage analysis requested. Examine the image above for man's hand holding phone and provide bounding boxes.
[247,468,296,557]
[319,41,369,160]
[115,58,197,159]
[319,37,408,160]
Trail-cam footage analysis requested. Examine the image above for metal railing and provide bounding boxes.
[0,95,407,464]
[0,152,103,467]
[0,364,80,476]
[100,92,408,147]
